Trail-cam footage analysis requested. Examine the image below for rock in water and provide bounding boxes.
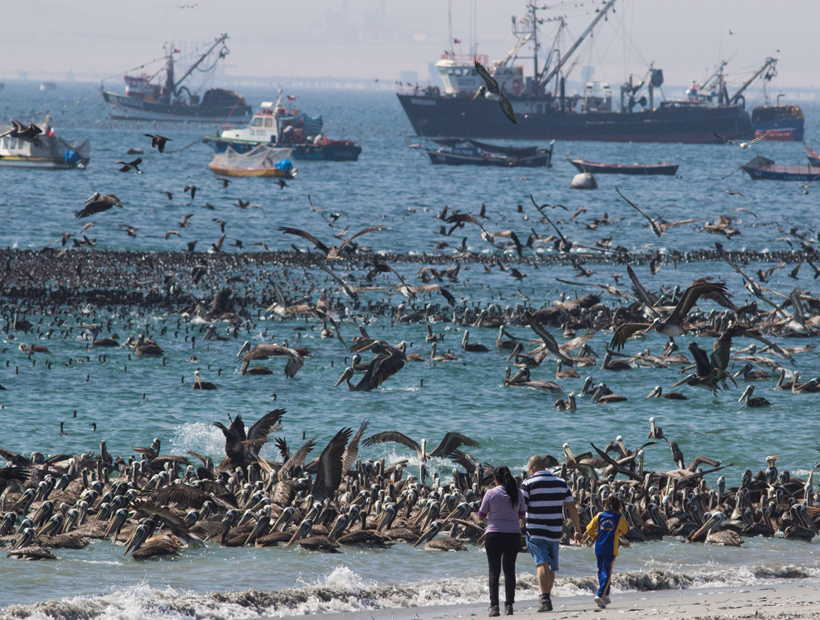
[570,172,597,189]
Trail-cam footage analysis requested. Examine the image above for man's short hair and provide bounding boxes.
[528,455,546,471]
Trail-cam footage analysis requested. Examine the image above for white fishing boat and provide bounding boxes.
[0,117,89,169]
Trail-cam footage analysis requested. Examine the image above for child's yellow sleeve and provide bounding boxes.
[617,515,628,536]
[585,514,599,539]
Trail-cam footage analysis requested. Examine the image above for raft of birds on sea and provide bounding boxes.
[2,129,820,561]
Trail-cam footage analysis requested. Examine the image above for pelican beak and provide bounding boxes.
[286,520,311,548]
[334,368,351,387]
[414,523,436,548]
[738,386,751,403]
[104,510,126,539]
[472,88,482,101]
[646,387,659,399]
[671,375,691,388]
[688,513,719,542]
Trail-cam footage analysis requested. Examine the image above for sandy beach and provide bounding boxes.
[273,581,820,620]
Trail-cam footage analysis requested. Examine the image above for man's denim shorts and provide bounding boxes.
[525,532,560,571]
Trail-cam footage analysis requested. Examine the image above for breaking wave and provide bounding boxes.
[4,564,820,620]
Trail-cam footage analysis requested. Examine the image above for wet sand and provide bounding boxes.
[273,580,820,620]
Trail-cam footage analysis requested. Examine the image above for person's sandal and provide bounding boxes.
[489,605,500,617]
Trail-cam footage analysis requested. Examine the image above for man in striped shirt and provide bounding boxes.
[519,455,583,612]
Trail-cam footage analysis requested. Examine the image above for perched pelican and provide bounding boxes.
[193,370,217,391]
[507,367,563,393]
[733,364,771,381]
[472,61,516,124]
[738,385,771,407]
[590,384,627,404]
[689,512,744,546]
[18,344,51,354]
[648,417,664,440]
[414,521,466,551]
[646,386,687,400]
[601,352,631,371]
[132,334,163,356]
[461,330,488,353]
[430,342,458,363]
[556,361,580,379]
[554,392,577,411]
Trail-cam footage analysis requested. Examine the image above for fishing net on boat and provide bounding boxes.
[210,144,294,171]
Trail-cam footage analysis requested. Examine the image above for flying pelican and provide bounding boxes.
[237,342,304,378]
[714,132,764,149]
[610,281,729,349]
[738,385,771,407]
[363,431,480,465]
[472,61,516,124]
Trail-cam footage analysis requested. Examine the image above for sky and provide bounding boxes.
[3,0,819,92]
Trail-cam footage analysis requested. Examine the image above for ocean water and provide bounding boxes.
[1,82,819,617]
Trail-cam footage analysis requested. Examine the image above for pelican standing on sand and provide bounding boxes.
[472,61,516,124]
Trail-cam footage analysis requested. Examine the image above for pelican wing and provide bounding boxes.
[627,265,658,308]
[314,261,358,299]
[616,188,661,237]
[688,342,713,377]
[278,227,330,254]
[361,350,405,389]
[525,311,574,365]
[362,430,420,454]
[74,197,118,219]
[661,218,703,231]
[151,483,211,510]
[499,97,516,124]
[446,212,486,229]
[331,225,386,258]
[711,328,736,371]
[714,132,740,146]
[279,436,317,480]
[243,344,294,361]
[409,284,456,306]
[447,449,478,475]
[609,323,653,351]
[342,419,370,475]
[246,408,286,442]
[132,500,189,535]
[312,427,353,501]
[428,432,481,458]
[474,61,499,92]
[669,282,729,324]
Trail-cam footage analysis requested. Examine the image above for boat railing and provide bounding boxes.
[440,52,488,66]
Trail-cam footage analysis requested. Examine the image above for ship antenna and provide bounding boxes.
[531,2,538,96]
[447,0,454,59]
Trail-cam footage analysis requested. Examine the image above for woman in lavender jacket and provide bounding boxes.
[478,466,526,617]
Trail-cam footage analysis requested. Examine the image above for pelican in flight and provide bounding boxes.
[237,342,304,378]
[472,61,516,124]
[362,431,480,463]
[714,132,764,149]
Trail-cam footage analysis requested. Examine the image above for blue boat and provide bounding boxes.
[741,155,820,181]
[201,94,361,161]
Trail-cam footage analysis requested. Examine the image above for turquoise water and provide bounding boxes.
[0,83,819,616]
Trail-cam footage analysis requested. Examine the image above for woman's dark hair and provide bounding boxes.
[605,495,622,512]
[494,466,519,507]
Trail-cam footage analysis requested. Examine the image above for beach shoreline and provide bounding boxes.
[271,580,820,620]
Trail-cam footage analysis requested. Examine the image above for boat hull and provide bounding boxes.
[202,136,361,161]
[0,132,90,169]
[398,94,753,143]
[424,149,549,167]
[208,162,296,178]
[570,160,678,175]
[103,92,252,123]
[742,166,820,181]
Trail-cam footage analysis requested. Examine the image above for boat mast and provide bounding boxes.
[729,57,777,106]
[540,0,617,89]
[530,2,538,96]
[447,0,454,58]
[172,33,229,94]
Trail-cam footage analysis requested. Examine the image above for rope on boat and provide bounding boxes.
[164,137,206,154]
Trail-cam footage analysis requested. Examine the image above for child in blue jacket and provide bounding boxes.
[585,495,628,609]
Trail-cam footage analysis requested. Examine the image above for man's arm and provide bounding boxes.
[565,500,584,544]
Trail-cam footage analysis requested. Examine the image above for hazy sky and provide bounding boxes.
[5,1,819,92]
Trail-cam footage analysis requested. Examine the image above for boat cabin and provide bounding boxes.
[219,99,323,145]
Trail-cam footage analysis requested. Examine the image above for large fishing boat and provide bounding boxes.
[398,0,754,144]
[0,117,89,169]
[102,34,251,123]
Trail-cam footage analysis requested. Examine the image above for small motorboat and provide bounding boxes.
[208,144,297,178]
[569,159,678,175]
[741,155,820,181]
[411,138,553,167]
[0,117,89,169]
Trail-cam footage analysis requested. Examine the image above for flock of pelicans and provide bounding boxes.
[1,138,820,567]
[0,409,818,562]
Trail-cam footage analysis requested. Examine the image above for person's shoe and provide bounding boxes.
[504,603,514,615]
[489,605,500,617]
[604,595,611,605]
[537,594,553,612]
[594,595,607,609]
